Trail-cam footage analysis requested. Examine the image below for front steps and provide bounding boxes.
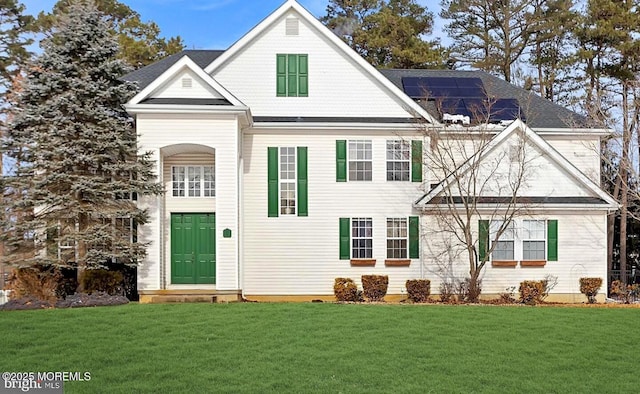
[139,289,242,304]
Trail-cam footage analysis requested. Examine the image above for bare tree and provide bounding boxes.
[417,115,538,302]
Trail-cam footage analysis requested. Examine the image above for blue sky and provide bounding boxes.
[20,0,444,50]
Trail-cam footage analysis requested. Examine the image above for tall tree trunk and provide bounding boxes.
[0,144,4,288]
[620,83,630,285]
[607,175,621,284]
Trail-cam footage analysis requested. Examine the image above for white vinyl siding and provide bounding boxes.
[136,113,239,292]
[212,12,416,118]
[151,69,224,100]
[242,132,426,296]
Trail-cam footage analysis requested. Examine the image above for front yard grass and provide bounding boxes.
[1,303,638,393]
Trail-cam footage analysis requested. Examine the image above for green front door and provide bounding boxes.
[171,213,216,284]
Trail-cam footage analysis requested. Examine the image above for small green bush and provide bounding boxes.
[80,269,124,295]
[361,275,388,302]
[333,278,361,302]
[406,279,430,303]
[519,280,547,305]
[579,277,603,303]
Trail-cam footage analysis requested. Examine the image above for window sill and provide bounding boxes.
[350,259,376,267]
[385,259,411,267]
[492,260,517,267]
[520,260,547,267]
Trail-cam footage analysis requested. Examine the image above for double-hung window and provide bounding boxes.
[387,218,407,259]
[480,219,558,264]
[348,140,372,181]
[490,220,515,261]
[277,54,308,97]
[386,141,410,181]
[172,166,215,197]
[268,147,308,217]
[352,218,373,259]
[279,147,297,215]
[522,220,546,260]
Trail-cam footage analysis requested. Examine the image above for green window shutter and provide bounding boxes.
[411,140,423,183]
[276,54,287,97]
[547,220,558,261]
[409,216,419,259]
[339,218,350,260]
[336,140,347,182]
[268,147,279,217]
[287,54,298,97]
[478,220,489,262]
[298,54,308,96]
[297,147,308,217]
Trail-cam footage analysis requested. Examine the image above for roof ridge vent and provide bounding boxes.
[286,17,299,36]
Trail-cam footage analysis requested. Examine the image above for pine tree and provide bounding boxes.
[441,0,533,82]
[0,0,34,267]
[322,0,447,68]
[35,0,184,69]
[1,0,162,273]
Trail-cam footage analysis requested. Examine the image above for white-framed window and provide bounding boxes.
[280,147,296,215]
[386,140,410,181]
[491,220,515,260]
[387,218,408,259]
[522,220,546,260]
[172,166,215,197]
[352,218,373,258]
[348,140,372,181]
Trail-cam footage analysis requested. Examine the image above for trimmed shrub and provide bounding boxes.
[579,277,603,303]
[333,278,361,302]
[406,279,430,303]
[519,280,547,305]
[6,266,62,302]
[80,269,124,296]
[361,275,388,302]
[610,280,640,304]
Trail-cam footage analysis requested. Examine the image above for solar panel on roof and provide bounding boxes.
[489,98,524,122]
[455,77,484,89]
[440,98,469,117]
[400,76,524,123]
[420,77,458,88]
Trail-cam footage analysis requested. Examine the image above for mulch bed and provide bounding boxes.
[1,292,129,311]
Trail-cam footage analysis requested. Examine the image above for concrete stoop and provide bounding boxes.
[139,290,242,304]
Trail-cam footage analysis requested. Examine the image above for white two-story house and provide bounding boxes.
[123,0,617,303]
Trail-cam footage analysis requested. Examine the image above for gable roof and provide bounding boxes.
[122,50,224,90]
[126,55,249,117]
[415,119,619,210]
[201,0,438,124]
[379,69,590,130]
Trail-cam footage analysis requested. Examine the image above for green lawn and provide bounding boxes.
[1,303,638,393]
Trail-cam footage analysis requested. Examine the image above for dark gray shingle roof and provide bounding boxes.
[123,50,590,129]
[122,50,224,90]
[379,69,587,129]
